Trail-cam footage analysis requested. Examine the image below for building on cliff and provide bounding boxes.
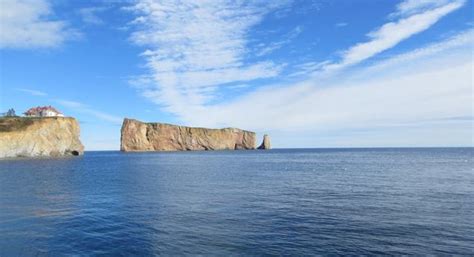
[24,106,64,117]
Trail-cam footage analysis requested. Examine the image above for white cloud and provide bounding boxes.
[393,0,454,17]
[128,0,287,114]
[78,7,107,25]
[11,88,121,126]
[17,88,48,96]
[56,100,122,124]
[56,100,83,108]
[8,89,122,132]
[358,29,473,75]
[335,22,348,27]
[256,25,303,56]
[129,0,465,117]
[171,30,473,146]
[321,0,464,72]
[127,1,471,147]
[0,0,76,48]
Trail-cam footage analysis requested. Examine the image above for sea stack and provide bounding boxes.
[120,118,256,151]
[0,117,84,158]
[258,134,271,150]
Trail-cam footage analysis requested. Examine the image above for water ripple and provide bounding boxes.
[0,148,473,255]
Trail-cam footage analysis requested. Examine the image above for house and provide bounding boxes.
[24,106,64,117]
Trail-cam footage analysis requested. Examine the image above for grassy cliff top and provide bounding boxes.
[0,117,73,132]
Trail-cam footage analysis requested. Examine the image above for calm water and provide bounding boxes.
[0,148,473,256]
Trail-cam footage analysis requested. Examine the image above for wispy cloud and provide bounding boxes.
[181,29,472,135]
[0,0,78,48]
[126,0,471,146]
[359,28,474,75]
[78,7,108,25]
[335,22,348,28]
[128,0,465,117]
[128,0,288,114]
[56,100,83,108]
[17,88,48,96]
[15,87,120,124]
[392,0,454,17]
[56,100,122,124]
[256,25,303,56]
[320,0,464,72]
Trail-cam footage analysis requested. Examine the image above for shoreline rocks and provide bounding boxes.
[0,117,84,158]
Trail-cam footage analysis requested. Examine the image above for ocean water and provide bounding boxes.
[0,148,473,256]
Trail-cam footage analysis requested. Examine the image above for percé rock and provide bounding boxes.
[258,134,271,150]
[121,118,256,151]
[0,117,84,158]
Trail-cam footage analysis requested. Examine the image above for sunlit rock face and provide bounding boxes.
[120,118,256,152]
[0,117,84,158]
[258,134,271,150]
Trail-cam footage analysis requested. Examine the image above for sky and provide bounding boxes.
[0,0,472,150]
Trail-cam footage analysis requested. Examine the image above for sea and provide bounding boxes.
[0,148,473,256]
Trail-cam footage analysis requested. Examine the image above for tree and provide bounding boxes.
[6,108,16,117]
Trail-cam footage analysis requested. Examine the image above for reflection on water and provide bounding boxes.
[0,148,473,255]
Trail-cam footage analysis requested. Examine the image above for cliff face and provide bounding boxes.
[121,118,256,151]
[0,117,84,158]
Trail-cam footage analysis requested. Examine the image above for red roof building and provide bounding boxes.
[24,106,64,117]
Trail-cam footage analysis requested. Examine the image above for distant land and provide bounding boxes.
[0,107,271,158]
[121,118,271,152]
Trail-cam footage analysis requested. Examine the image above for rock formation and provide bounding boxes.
[258,134,271,150]
[0,117,84,158]
[121,118,256,151]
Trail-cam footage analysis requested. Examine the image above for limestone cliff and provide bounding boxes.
[0,117,84,158]
[121,118,256,151]
[258,134,271,150]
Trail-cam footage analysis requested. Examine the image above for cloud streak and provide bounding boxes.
[393,0,454,17]
[127,0,471,146]
[15,88,120,124]
[321,0,465,72]
[17,88,48,96]
[78,7,108,25]
[184,30,472,142]
[256,25,303,56]
[56,100,122,124]
[128,0,288,114]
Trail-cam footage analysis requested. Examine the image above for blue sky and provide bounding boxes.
[0,0,472,150]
